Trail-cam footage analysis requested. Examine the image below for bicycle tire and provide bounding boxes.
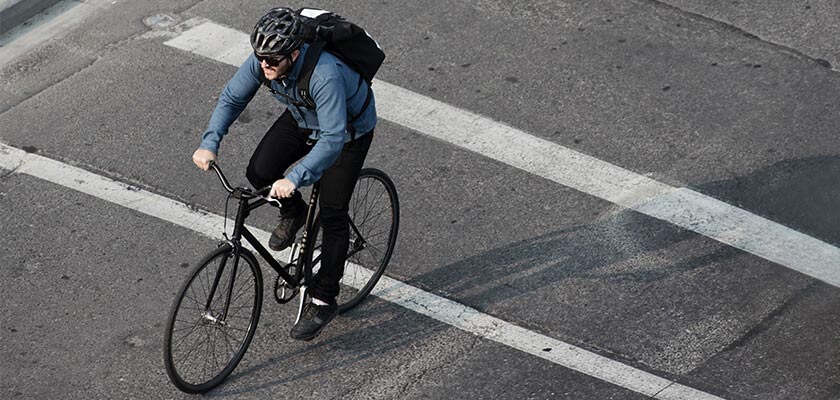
[312,168,399,313]
[163,244,263,393]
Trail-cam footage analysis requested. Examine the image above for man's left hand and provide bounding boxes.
[270,178,297,198]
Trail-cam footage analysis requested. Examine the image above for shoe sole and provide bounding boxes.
[290,314,338,341]
[290,330,321,341]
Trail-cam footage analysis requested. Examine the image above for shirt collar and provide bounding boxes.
[284,43,309,81]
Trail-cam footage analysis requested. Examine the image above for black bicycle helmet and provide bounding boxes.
[250,8,305,56]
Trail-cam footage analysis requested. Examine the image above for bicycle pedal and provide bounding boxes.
[274,275,298,304]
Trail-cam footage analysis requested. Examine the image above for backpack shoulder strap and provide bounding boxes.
[296,41,325,109]
[348,74,372,124]
[261,40,373,121]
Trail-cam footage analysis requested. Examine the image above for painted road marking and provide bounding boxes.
[0,143,722,400]
[163,20,840,290]
[0,0,111,70]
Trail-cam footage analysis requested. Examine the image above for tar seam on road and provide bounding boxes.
[0,141,725,400]
[640,0,834,71]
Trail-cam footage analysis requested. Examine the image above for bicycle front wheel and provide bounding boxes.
[313,168,400,313]
[163,244,263,393]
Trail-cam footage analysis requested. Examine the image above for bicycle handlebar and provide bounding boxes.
[209,161,237,194]
[208,161,281,206]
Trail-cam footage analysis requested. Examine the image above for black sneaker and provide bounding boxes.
[290,301,338,341]
[269,197,307,251]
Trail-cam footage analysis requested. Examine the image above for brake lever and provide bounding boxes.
[257,186,296,208]
[263,196,283,207]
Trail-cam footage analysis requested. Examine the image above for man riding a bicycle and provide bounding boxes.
[191,7,376,341]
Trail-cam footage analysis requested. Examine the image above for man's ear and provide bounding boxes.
[291,49,301,62]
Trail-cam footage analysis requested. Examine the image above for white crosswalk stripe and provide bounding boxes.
[165,19,840,290]
[0,140,723,400]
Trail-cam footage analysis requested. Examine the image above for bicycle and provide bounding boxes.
[163,161,399,393]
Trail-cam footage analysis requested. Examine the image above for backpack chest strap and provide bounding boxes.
[260,81,310,108]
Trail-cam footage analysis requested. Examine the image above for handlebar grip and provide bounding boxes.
[256,185,272,197]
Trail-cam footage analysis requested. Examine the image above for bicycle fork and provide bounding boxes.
[202,192,251,325]
[199,248,242,325]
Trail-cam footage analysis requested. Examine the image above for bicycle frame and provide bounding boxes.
[165,162,398,394]
[230,187,302,286]
[204,162,322,319]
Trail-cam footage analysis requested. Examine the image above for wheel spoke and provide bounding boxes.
[171,321,204,348]
[165,247,261,391]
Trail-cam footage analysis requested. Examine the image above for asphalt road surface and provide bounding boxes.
[1,1,839,399]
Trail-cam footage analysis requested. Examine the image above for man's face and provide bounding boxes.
[257,50,299,80]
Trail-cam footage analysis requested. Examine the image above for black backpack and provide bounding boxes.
[260,8,385,120]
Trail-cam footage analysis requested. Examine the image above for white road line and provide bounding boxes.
[0,142,723,399]
[378,79,840,284]
[163,20,840,291]
[162,21,251,66]
[0,0,111,70]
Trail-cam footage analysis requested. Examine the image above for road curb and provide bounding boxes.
[0,0,64,35]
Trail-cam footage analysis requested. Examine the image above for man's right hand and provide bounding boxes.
[192,148,217,171]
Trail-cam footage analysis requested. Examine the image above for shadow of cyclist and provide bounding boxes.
[201,154,840,396]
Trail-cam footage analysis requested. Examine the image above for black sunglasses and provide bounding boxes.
[254,53,287,67]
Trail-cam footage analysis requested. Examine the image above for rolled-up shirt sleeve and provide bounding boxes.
[285,69,348,188]
[199,55,262,153]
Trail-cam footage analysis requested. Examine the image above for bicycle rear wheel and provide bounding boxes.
[163,244,263,393]
[313,168,400,313]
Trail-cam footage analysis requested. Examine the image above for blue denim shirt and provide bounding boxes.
[199,44,376,188]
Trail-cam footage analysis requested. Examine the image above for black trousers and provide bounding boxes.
[246,110,374,303]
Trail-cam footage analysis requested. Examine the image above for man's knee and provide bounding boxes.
[245,158,269,189]
[245,165,260,188]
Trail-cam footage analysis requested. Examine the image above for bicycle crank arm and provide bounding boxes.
[295,286,308,325]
